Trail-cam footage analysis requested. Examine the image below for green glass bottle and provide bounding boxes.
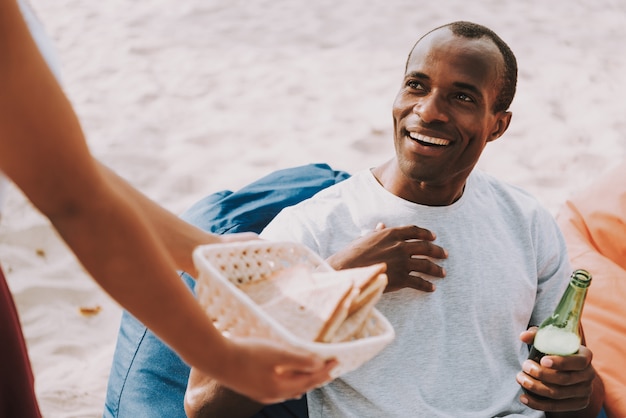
[528,269,592,362]
[524,269,592,398]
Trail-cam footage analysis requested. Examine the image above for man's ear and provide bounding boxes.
[487,111,512,143]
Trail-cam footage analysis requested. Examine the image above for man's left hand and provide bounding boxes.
[517,327,596,412]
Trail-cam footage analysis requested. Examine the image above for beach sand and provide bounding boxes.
[1,0,625,416]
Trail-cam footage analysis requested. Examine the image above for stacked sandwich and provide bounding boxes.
[238,263,388,343]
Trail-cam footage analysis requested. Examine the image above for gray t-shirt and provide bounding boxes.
[261,168,571,418]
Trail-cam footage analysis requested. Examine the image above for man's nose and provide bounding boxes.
[413,93,449,123]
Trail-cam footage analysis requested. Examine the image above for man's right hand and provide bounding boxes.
[326,223,448,292]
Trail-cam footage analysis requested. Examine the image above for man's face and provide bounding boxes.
[392,29,510,190]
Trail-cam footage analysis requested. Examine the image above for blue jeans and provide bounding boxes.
[103,164,349,418]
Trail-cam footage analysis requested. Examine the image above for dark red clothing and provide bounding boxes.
[0,266,41,418]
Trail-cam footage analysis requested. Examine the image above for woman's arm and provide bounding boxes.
[0,0,332,402]
[97,163,256,278]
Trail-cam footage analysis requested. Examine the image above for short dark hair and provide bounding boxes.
[406,21,518,113]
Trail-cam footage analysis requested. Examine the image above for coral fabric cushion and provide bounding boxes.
[556,161,626,418]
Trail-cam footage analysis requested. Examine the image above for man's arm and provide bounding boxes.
[185,368,266,418]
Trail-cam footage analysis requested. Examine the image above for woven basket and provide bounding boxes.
[193,240,395,378]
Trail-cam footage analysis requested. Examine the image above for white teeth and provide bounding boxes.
[409,132,450,146]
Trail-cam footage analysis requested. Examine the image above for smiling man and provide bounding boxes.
[386,24,512,208]
[185,21,604,418]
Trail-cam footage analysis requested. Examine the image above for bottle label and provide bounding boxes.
[532,325,580,356]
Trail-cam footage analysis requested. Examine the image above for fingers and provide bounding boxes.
[520,392,591,412]
[533,352,594,386]
[271,346,337,380]
[541,345,592,372]
[519,378,592,412]
[376,225,447,292]
[403,246,446,292]
[517,367,592,411]
[226,337,338,404]
[392,268,445,293]
[405,273,437,292]
[517,346,595,412]
[267,358,337,404]
[271,347,328,375]
[390,224,438,242]
[233,336,331,377]
[409,255,447,277]
[273,358,321,375]
[336,223,447,293]
[277,358,337,380]
[519,327,538,345]
[407,239,448,260]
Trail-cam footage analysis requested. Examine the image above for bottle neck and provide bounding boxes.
[547,281,589,333]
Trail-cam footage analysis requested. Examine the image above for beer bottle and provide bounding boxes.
[524,269,592,398]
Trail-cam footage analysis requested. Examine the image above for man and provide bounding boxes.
[185,21,604,417]
[0,1,334,415]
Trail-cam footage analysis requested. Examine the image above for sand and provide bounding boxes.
[1,0,625,416]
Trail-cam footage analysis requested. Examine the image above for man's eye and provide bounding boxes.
[407,80,425,90]
[457,93,474,103]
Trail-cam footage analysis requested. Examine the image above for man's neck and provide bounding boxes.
[370,161,467,206]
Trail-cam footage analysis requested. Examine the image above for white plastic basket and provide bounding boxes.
[193,240,395,378]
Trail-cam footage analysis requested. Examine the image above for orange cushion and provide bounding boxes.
[556,160,626,418]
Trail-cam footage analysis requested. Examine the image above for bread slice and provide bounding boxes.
[237,262,387,343]
[239,265,356,342]
[313,263,387,314]
[329,274,387,343]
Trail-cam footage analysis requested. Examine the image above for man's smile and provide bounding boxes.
[408,132,451,147]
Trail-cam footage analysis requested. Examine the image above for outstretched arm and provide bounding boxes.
[98,163,256,278]
[0,0,332,402]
